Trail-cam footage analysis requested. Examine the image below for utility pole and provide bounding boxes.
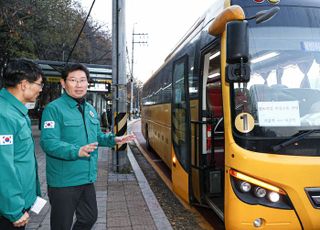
[130,26,147,120]
[112,0,128,172]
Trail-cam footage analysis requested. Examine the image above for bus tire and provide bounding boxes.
[146,126,152,150]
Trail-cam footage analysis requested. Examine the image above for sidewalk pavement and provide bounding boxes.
[26,124,172,230]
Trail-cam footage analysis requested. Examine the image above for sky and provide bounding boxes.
[78,0,214,83]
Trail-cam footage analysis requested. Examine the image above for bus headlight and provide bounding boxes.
[240,181,251,192]
[268,191,280,202]
[254,187,267,198]
[229,169,293,209]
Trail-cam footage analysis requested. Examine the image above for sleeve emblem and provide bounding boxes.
[0,135,13,145]
[44,121,55,129]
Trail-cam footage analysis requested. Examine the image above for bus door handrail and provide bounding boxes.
[191,117,216,170]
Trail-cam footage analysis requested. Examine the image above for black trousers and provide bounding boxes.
[0,217,25,230]
[48,183,98,230]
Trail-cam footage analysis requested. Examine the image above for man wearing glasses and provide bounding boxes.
[40,63,134,230]
[0,59,43,229]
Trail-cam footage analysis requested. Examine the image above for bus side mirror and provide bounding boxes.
[226,20,250,83]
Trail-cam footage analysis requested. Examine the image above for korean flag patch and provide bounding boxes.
[0,135,13,145]
[44,121,55,129]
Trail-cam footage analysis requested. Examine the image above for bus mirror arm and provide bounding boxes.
[245,6,280,24]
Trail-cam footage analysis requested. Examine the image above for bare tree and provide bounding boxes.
[0,0,112,70]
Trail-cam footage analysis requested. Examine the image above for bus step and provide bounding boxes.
[209,170,222,194]
[205,195,224,221]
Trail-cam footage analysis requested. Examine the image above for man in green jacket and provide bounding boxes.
[0,59,43,229]
[40,63,134,230]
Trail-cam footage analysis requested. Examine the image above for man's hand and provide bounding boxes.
[78,142,98,157]
[115,133,136,144]
[13,212,29,227]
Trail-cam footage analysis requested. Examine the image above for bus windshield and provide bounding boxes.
[231,5,320,155]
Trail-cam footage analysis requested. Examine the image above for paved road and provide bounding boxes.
[26,123,172,230]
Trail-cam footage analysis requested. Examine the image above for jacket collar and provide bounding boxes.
[62,92,86,108]
[0,88,28,116]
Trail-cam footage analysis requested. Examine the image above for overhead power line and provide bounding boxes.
[66,0,96,64]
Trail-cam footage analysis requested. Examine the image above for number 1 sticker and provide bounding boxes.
[235,112,255,133]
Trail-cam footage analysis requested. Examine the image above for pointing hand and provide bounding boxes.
[115,133,136,144]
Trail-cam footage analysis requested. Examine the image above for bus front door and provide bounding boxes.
[193,47,225,220]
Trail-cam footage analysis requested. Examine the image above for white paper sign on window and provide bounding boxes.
[257,101,300,127]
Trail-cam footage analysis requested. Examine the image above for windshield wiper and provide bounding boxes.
[271,129,320,152]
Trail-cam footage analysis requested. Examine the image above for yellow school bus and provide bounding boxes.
[141,0,320,229]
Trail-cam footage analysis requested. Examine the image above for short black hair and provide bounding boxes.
[62,63,90,81]
[3,58,44,88]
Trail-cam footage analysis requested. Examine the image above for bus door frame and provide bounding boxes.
[191,41,224,209]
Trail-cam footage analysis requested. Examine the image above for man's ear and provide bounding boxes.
[20,79,28,91]
[60,78,65,88]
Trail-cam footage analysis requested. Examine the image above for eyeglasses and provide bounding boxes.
[66,78,88,85]
[31,82,44,89]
